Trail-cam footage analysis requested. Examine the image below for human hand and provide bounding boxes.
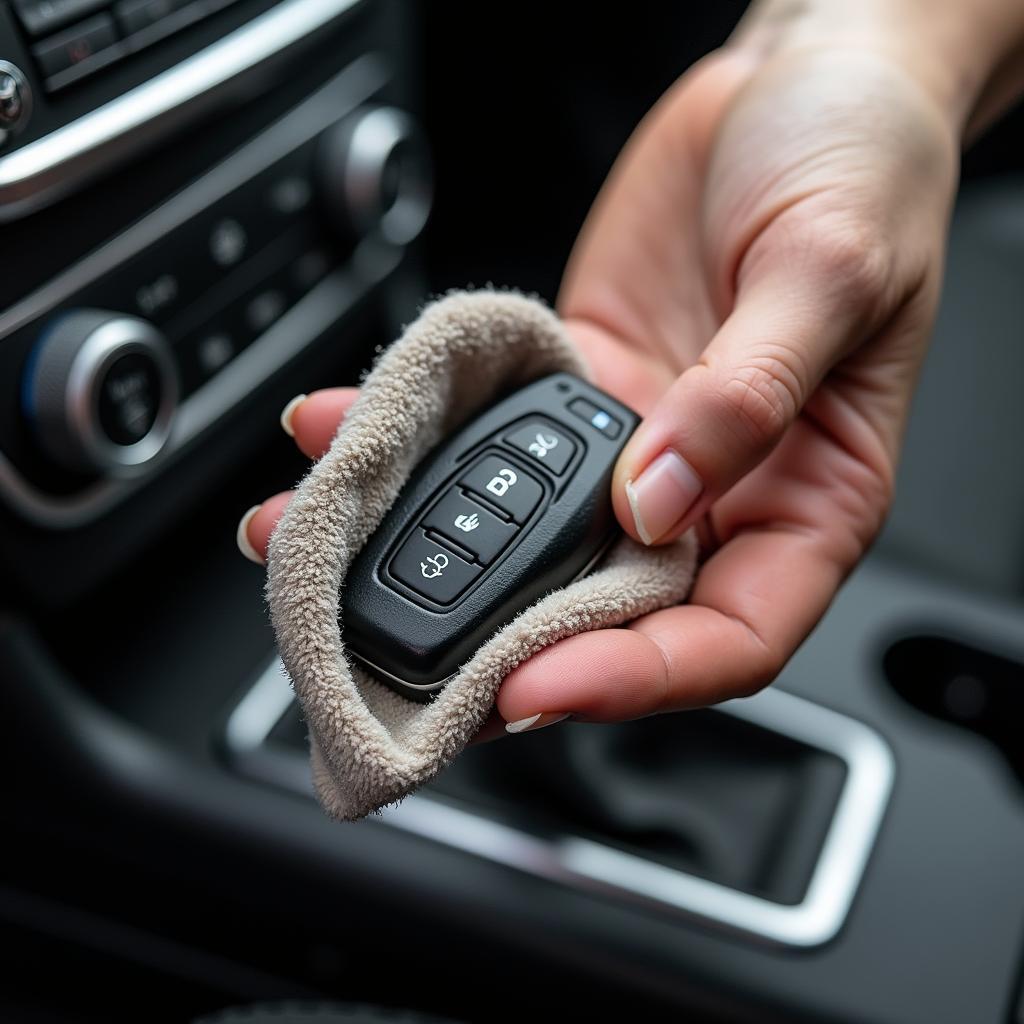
[496,20,966,729]
[241,0,1024,733]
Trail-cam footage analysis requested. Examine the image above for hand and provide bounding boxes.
[241,4,1015,733]
[498,37,963,728]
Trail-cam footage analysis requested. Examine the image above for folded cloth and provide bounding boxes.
[266,290,698,821]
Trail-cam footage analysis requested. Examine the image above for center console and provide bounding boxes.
[0,0,428,598]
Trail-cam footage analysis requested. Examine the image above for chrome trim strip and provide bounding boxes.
[0,53,387,340]
[226,660,896,949]
[225,659,296,753]
[0,56,392,528]
[0,0,365,219]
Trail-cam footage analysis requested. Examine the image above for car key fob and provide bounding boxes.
[341,372,639,700]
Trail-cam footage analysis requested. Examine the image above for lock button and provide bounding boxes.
[389,529,482,605]
[503,420,577,475]
[422,488,518,564]
[459,454,543,524]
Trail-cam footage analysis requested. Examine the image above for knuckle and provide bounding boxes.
[788,209,894,312]
[717,353,803,449]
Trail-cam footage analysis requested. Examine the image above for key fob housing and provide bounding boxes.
[342,372,638,700]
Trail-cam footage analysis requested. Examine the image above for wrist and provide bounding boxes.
[731,0,1024,138]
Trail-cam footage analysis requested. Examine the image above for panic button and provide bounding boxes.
[504,421,576,475]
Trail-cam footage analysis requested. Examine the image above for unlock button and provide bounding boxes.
[460,455,543,524]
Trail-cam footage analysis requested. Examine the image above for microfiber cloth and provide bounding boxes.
[266,290,699,821]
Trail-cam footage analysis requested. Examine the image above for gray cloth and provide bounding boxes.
[266,290,698,821]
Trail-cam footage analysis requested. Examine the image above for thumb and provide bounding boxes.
[612,232,889,545]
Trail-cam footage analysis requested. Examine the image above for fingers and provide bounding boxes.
[237,491,293,565]
[280,387,360,459]
[238,389,358,565]
[497,524,844,727]
[612,201,898,547]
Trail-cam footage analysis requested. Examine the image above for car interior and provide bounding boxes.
[1,2,1023,1021]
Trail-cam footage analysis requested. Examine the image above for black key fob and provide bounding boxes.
[342,372,638,700]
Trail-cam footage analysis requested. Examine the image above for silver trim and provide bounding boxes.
[344,107,432,246]
[66,316,178,472]
[0,0,365,219]
[226,660,895,948]
[0,55,392,527]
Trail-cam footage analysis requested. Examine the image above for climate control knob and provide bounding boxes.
[319,106,432,246]
[23,310,178,474]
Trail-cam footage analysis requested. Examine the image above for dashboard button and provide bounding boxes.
[244,289,286,333]
[24,310,178,473]
[459,455,542,524]
[503,420,576,474]
[97,351,163,445]
[422,488,518,565]
[208,218,248,268]
[32,14,117,78]
[389,530,482,605]
[195,332,234,376]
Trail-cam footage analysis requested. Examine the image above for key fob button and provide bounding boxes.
[459,455,543,523]
[389,530,482,605]
[503,421,577,474]
[422,488,518,564]
[568,397,622,439]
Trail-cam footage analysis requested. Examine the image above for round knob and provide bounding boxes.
[319,106,432,246]
[0,61,32,148]
[23,310,178,475]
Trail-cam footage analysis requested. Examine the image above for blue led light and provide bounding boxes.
[591,411,612,430]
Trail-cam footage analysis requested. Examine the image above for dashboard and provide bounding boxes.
[0,0,429,604]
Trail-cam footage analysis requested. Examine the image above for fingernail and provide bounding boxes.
[505,712,570,735]
[625,448,703,545]
[279,394,307,437]
[236,505,264,565]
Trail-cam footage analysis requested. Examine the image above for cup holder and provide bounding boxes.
[884,634,1024,783]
